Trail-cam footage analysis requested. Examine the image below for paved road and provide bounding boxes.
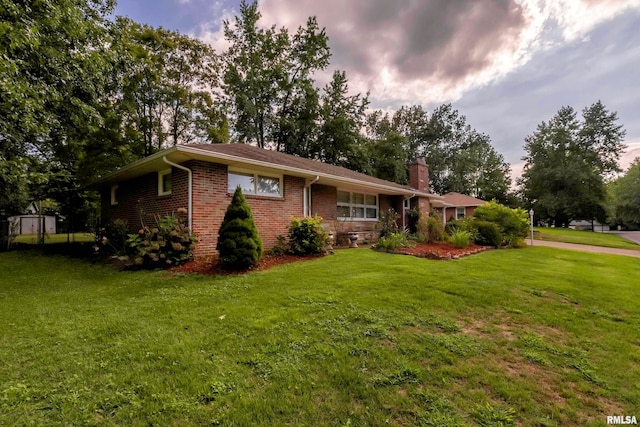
[526,239,640,259]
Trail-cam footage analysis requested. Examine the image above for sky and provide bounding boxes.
[113,0,640,179]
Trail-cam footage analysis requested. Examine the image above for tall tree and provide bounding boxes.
[364,103,510,200]
[520,103,625,227]
[314,71,369,171]
[608,158,640,228]
[223,0,330,150]
[0,0,114,216]
[113,18,227,157]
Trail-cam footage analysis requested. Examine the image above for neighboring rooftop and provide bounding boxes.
[442,192,486,206]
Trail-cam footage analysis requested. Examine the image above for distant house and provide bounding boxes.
[435,192,486,222]
[91,144,446,257]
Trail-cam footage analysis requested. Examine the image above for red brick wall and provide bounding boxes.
[101,167,189,232]
[102,161,305,257]
[187,161,305,257]
[310,184,336,220]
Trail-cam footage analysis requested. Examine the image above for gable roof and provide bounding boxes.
[90,143,443,201]
[442,192,486,207]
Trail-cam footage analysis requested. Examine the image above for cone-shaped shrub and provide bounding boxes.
[217,186,262,270]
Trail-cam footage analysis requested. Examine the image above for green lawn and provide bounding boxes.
[534,227,640,250]
[12,232,95,244]
[1,248,639,426]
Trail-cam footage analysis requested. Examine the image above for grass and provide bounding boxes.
[1,247,639,426]
[534,227,640,250]
[12,233,94,244]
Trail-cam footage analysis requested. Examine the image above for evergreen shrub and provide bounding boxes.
[217,187,262,270]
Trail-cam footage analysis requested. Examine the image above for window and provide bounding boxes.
[228,169,282,197]
[158,169,172,196]
[456,207,465,219]
[110,185,119,206]
[337,190,378,220]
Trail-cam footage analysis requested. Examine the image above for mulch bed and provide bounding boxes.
[169,253,324,275]
[168,242,490,275]
[393,242,491,260]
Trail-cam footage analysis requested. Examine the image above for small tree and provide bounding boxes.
[217,187,262,270]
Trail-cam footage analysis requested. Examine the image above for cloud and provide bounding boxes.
[251,0,640,106]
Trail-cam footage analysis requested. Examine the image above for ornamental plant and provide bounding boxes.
[288,215,330,255]
[472,201,528,247]
[125,209,195,268]
[217,187,262,270]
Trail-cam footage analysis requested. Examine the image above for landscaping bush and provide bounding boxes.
[450,230,471,248]
[379,208,400,238]
[416,211,445,243]
[288,215,330,255]
[473,201,528,248]
[474,220,503,248]
[217,187,262,270]
[125,209,195,268]
[445,217,477,239]
[104,218,130,253]
[374,231,411,252]
[406,208,420,234]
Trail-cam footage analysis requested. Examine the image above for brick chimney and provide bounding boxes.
[409,158,429,193]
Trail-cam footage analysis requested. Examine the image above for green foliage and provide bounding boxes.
[520,102,625,226]
[474,220,503,248]
[104,219,130,254]
[288,216,330,255]
[473,201,528,248]
[374,231,411,252]
[472,403,515,426]
[267,235,288,256]
[405,209,420,234]
[449,230,471,248]
[445,217,477,238]
[364,104,511,200]
[125,210,195,268]
[416,212,445,243]
[223,0,330,152]
[378,208,400,238]
[217,187,262,270]
[608,158,640,228]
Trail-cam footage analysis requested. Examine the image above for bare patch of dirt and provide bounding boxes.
[169,253,324,276]
[394,242,491,260]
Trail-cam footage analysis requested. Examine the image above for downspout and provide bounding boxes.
[163,156,192,230]
[305,176,320,216]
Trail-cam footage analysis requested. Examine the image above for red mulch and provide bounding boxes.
[394,242,491,260]
[168,253,324,275]
[168,243,489,276]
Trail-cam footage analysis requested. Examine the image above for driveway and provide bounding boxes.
[608,231,640,245]
[526,239,640,259]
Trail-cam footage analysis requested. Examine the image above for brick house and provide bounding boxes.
[93,144,444,257]
[436,192,487,222]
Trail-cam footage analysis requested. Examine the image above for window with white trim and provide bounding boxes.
[456,207,465,219]
[158,169,172,196]
[228,169,283,197]
[337,190,378,220]
[110,185,119,206]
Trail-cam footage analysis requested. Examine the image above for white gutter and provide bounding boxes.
[163,156,192,230]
